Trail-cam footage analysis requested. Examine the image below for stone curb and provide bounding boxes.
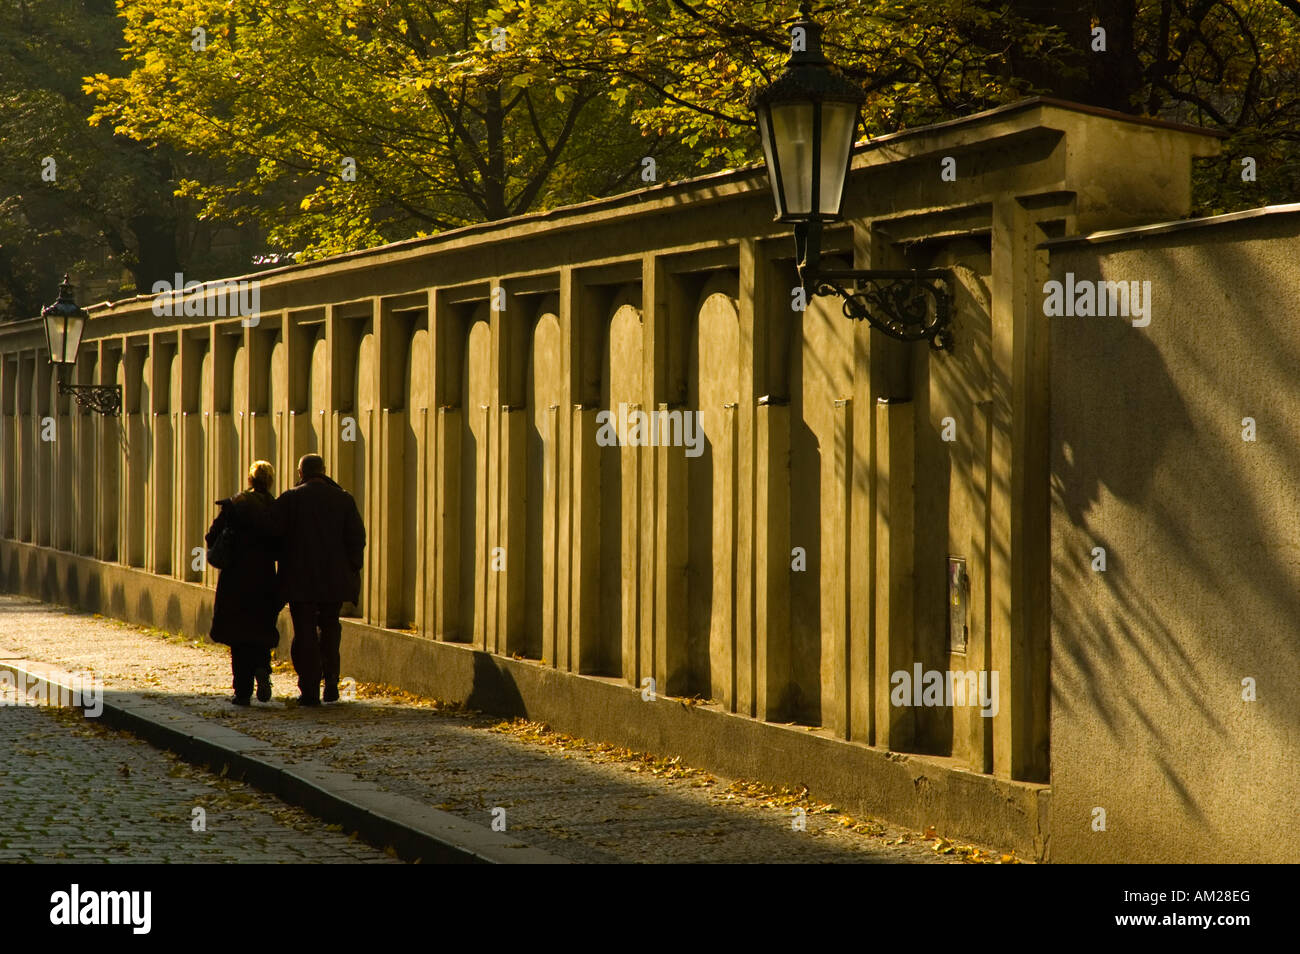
[0,658,570,865]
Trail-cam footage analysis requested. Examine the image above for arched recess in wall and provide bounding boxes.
[525,297,562,661]
[269,336,287,487]
[686,273,742,705]
[109,352,130,562]
[308,331,327,453]
[352,326,375,620]
[231,341,248,497]
[205,335,238,558]
[178,341,203,578]
[599,285,643,679]
[787,257,855,727]
[169,349,182,416]
[129,351,152,568]
[152,346,180,575]
[458,306,492,645]
[198,345,215,582]
[402,323,430,631]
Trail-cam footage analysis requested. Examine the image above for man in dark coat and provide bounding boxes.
[276,453,366,706]
[206,461,284,705]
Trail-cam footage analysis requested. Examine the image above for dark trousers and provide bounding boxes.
[230,643,271,700]
[289,602,342,700]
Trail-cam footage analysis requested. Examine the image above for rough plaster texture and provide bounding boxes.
[1048,208,1300,862]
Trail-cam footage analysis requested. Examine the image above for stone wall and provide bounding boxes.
[0,98,1222,855]
[1048,206,1300,862]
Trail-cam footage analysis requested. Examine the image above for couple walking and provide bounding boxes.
[204,454,366,707]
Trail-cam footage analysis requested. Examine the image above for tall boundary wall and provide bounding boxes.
[1048,206,1300,863]
[0,98,1227,860]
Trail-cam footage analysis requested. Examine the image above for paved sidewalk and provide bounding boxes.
[0,594,1003,863]
[0,697,398,864]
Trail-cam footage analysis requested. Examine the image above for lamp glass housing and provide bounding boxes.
[43,307,85,365]
[769,102,816,217]
[749,6,863,221]
[817,100,857,216]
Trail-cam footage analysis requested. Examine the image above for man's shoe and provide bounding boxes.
[230,695,251,707]
[255,667,272,703]
[298,696,321,707]
[323,684,340,704]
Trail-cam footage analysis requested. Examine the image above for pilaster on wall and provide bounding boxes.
[279,311,298,511]
[496,404,526,654]
[413,292,439,639]
[989,197,1052,783]
[120,342,147,568]
[825,395,853,739]
[553,267,579,673]
[0,355,15,541]
[357,298,380,628]
[16,354,33,544]
[849,231,876,745]
[570,403,600,674]
[434,403,463,641]
[874,398,915,750]
[52,355,77,554]
[204,326,238,588]
[145,331,175,577]
[34,358,51,549]
[408,405,428,632]
[486,279,527,657]
[862,225,923,752]
[52,356,76,553]
[75,351,99,557]
[734,239,764,719]
[174,331,202,582]
[324,301,371,620]
[428,289,457,642]
[754,395,791,722]
[641,255,669,692]
[96,341,120,563]
[373,299,397,630]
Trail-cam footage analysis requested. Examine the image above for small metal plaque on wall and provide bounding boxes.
[948,557,969,654]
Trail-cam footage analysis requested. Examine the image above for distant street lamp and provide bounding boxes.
[750,2,954,350]
[41,274,121,416]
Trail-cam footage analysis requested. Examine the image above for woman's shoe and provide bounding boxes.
[230,695,252,706]
[254,667,272,703]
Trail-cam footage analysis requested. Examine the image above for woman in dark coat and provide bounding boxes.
[205,460,284,705]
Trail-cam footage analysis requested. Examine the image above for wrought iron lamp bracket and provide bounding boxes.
[58,381,122,417]
[814,268,955,351]
[793,221,955,351]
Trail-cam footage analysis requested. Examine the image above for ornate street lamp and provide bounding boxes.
[41,274,121,416]
[750,2,954,350]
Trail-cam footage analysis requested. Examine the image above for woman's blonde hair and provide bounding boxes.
[248,460,275,492]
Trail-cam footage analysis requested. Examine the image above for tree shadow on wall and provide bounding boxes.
[1051,244,1300,834]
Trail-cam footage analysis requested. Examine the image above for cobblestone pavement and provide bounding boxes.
[0,594,1000,863]
[0,696,400,864]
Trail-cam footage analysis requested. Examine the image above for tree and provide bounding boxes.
[464,0,1300,214]
[0,0,268,321]
[89,0,696,260]
[84,0,1300,275]
[457,0,1073,170]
